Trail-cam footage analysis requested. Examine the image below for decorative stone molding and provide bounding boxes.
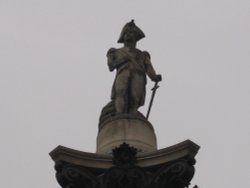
[51,142,199,188]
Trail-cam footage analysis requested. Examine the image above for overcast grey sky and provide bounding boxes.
[1,0,250,188]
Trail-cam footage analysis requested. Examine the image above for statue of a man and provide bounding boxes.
[107,20,162,115]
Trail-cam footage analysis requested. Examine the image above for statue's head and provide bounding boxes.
[117,20,145,43]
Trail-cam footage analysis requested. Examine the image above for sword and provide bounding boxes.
[146,81,160,119]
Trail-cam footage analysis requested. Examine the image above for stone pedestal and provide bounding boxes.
[50,113,200,188]
[97,115,157,154]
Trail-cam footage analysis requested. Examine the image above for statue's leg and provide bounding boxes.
[115,71,130,114]
[129,74,144,115]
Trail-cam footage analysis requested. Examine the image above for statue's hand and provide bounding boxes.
[154,74,162,82]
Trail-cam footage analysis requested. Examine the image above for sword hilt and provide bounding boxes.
[151,83,159,91]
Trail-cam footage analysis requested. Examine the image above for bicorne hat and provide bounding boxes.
[117,20,145,43]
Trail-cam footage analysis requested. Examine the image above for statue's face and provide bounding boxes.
[123,30,136,43]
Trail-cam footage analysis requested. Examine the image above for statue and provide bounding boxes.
[99,20,161,125]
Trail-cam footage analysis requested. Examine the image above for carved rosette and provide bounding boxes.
[103,143,147,188]
[112,143,138,166]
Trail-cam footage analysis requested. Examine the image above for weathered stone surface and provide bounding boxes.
[96,116,157,154]
[103,20,162,117]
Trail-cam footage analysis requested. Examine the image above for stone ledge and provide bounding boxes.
[50,139,199,169]
[137,139,200,166]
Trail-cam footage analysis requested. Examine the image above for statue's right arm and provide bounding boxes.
[107,48,128,72]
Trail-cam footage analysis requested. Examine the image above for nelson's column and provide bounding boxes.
[50,20,200,188]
